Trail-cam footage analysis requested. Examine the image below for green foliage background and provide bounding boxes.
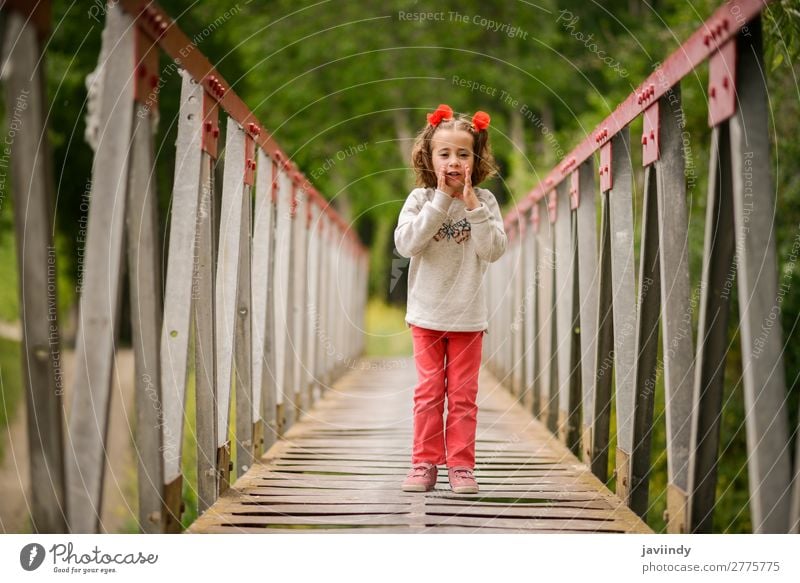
[0,0,798,532]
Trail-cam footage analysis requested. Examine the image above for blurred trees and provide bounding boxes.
[9,0,797,531]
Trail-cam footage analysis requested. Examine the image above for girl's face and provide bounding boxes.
[430,128,475,190]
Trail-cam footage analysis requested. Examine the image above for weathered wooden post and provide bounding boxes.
[64,3,136,533]
[159,69,206,531]
[127,25,164,534]
[252,150,278,456]
[1,0,67,533]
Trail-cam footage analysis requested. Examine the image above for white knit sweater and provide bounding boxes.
[394,186,507,332]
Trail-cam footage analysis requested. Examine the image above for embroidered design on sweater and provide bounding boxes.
[433,217,471,244]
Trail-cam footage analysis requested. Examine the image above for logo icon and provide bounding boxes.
[389,248,409,293]
[20,543,46,571]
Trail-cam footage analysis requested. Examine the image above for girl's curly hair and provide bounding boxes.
[411,114,498,188]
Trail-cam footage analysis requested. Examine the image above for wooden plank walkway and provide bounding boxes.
[187,357,652,534]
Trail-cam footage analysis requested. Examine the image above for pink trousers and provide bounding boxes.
[409,324,485,468]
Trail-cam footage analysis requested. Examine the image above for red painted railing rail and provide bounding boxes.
[505,0,769,225]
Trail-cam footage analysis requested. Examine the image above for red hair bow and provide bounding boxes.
[472,111,490,131]
[427,104,453,126]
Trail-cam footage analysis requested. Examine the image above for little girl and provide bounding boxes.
[394,104,507,494]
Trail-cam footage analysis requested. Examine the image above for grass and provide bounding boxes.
[0,337,23,463]
[179,359,199,530]
[364,298,412,357]
[0,227,20,322]
[117,336,206,533]
[179,327,239,531]
[0,219,75,326]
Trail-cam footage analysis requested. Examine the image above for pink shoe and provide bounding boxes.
[448,466,479,494]
[402,462,438,492]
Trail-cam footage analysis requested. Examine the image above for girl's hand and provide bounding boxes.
[437,165,453,196]
[462,165,480,210]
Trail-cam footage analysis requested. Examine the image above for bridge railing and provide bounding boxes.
[0,0,367,533]
[486,0,799,534]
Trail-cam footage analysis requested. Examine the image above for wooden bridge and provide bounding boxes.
[187,357,650,533]
[0,0,797,535]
